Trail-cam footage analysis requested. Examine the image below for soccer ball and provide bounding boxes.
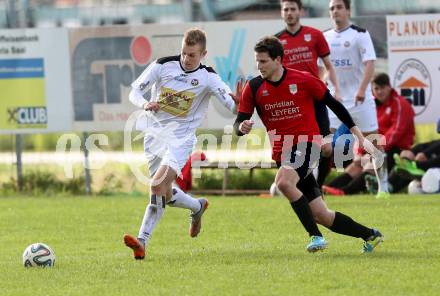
[22,243,56,267]
[269,182,281,196]
[422,168,440,193]
[407,180,423,194]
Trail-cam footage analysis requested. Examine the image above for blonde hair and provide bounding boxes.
[183,28,207,51]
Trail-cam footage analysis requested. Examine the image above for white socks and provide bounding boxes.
[137,194,166,246]
[167,187,201,213]
[378,155,389,193]
[137,188,201,246]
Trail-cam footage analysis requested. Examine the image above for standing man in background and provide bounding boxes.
[323,0,388,194]
[276,0,341,187]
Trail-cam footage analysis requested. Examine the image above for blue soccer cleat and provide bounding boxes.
[306,236,327,253]
[362,229,384,253]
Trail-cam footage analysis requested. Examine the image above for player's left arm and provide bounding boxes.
[208,72,240,113]
[355,60,375,105]
[321,90,378,156]
[356,30,376,105]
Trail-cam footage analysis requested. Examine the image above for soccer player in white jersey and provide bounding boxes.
[123,28,239,260]
[322,0,388,195]
[324,0,377,133]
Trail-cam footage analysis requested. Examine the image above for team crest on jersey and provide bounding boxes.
[191,79,199,86]
[281,39,287,45]
[304,34,311,42]
[344,41,351,47]
[262,89,269,96]
[289,84,297,95]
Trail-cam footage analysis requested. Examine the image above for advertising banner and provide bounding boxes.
[0,28,72,134]
[70,24,193,131]
[387,14,440,124]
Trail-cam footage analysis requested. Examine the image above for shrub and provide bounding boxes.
[1,170,86,195]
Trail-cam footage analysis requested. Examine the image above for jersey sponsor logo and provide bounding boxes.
[139,81,149,90]
[332,59,352,67]
[289,84,297,95]
[284,46,313,64]
[264,100,301,118]
[159,87,195,117]
[173,74,189,83]
[304,34,311,42]
[217,88,229,101]
[394,58,431,116]
[173,75,198,86]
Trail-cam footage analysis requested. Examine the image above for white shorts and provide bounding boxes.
[328,99,378,133]
[144,135,194,177]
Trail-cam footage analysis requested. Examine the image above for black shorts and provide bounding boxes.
[297,174,322,202]
[276,142,321,179]
[276,142,322,202]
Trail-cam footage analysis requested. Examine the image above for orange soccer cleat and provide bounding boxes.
[189,198,209,238]
[123,234,145,260]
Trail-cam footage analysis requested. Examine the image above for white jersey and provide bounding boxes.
[324,24,376,109]
[129,55,236,146]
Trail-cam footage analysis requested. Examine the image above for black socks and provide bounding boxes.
[329,212,373,241]
[291,196,322,237]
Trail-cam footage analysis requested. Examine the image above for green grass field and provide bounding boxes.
[1,194,440,296]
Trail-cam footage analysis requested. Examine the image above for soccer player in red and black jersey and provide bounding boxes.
[276,0,341,187]
[233,36,383,253]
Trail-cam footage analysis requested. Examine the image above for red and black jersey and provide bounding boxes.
[239,68,327,161]
[275,26,330,78]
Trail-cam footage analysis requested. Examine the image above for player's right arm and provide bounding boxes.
[316,30,341,101]
[233,80,255,136]
[129,61,162,110]
[321,56,341,101]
